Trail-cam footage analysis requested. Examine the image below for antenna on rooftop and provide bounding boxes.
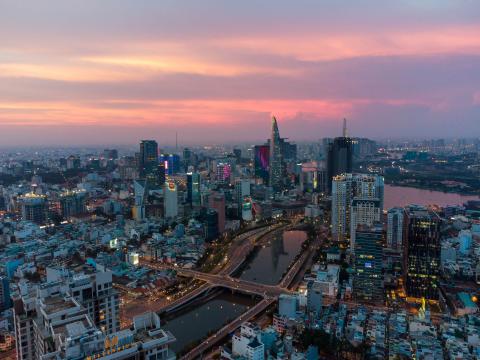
[342,118,348,137]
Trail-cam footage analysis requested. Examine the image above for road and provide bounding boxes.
[143,262,293,298]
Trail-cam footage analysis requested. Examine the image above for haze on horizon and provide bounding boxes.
[1,0,480,147]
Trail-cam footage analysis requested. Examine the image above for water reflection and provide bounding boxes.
[239,230,307,285]
[162,292,256,353]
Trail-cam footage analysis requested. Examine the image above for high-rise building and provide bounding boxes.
[203,209,219,241]
[216,162,232,184]
[46,265,120,335]
[269,116,283,191]
[209,192,226,233]
[350,198,382,250]
[161,154,181,175]
[235,179,251,211]
[59,190,87,220]
[164,182,178,219]
[254,145,269,184]
[387,207,405,251]
[183,147,192,171]
[139,140,159,177]
[327,119,353,193]
[186,172,201,207]
[18,193,48,224]
[353,224,384,302]
[405,205,441,300]
[331,173,384,243]
[13,280,176,360]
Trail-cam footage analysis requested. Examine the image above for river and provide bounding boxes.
[384,184,479,209]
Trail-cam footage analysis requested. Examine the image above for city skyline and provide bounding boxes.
[1,1,480,146]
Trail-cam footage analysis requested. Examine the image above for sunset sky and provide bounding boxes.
[1,1,479,146]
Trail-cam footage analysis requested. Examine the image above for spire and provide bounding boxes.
[272,116,279,136]
[342,118,348,137]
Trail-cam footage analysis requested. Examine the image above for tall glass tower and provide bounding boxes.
[269,116,283,191]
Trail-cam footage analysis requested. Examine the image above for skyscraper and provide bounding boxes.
[327,119,353,193]
[216,162,232,184]
[164,182,179,219]
[350,198,382,250]
[183,147,192,171]
[209,192,226,233]
[387,207,405,251]
[405,205,441,300]
[187,172,201,207]
[161,153,181,175]
[139,140,158,178]
[254,145,269,184]
[235,179,251,212]
[353,224,384,302]
[331,173,384,244]
[269,116,283,191]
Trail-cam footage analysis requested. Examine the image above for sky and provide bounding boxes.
[1,1,479,146]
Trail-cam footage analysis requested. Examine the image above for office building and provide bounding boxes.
[350,198,382,250]
[216,162,232,184]
[186,172,201,207]
[405,206,441,300]
[145,162,166,190]
[59,190,87,219]
[331,173,384,243]
[164,182,178,219]
[254,145,269,184]
[353,224,384,302]
[183,147,193,171]
[139,140,159,178]
[387,207,405,251]
[327,119,353,193]
[209,192,225,233]
[18,193,48,224]
[235,179,251,211]
[203,209,219,241]
[269,116,283,191]
[161,154,181,175]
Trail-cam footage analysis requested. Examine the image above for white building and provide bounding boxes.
[350,198,382,251]
[331,173,383,244]
[46,264,120,334]
[164,182,178,219]
[13,281,176,360]
[230,323,264,360]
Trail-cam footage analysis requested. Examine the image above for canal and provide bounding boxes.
[161,229,307,354]
[162,291,257,354]
[236,230,307,285]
